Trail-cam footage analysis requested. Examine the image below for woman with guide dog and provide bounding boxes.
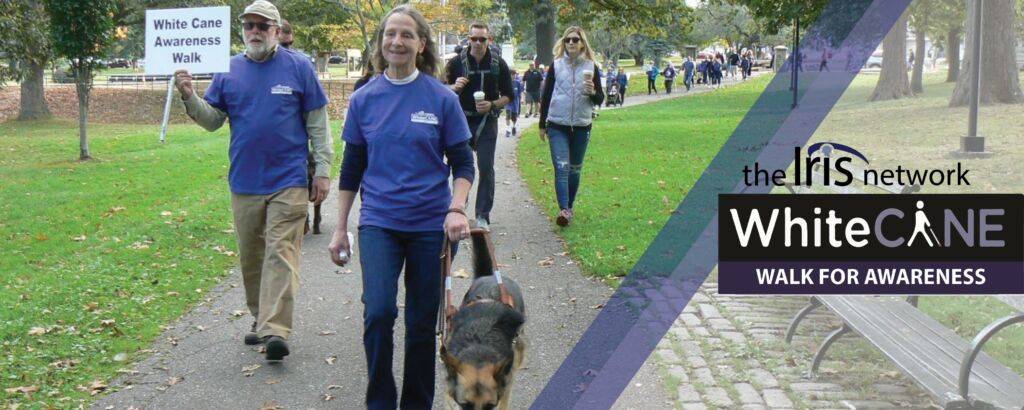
[538,26,604,227]
[327,5,474,409]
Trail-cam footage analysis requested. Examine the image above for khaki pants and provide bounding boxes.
[231,187,308,339]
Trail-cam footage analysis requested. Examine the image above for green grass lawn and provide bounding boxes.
[518,70,1024,375]
[0,119,342,406]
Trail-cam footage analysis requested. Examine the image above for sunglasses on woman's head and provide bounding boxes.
[563,37,581,44]
[243,21,275,32]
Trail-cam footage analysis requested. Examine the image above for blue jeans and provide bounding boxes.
[358,225,444,410]
[547,125,591,211]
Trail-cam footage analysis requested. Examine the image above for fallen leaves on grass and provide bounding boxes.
[83,302,99,312]
[72,235,87,242]
[5,385,39,395]
[213,245,237,257]
[28,326,48,336]
[50,359,80,369]
[77,380,108,395]
[242,364,260,377]
[129,241,150,250]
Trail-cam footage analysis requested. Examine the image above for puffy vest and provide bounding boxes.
[547,56,596,127]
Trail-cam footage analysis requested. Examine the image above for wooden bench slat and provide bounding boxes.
[819,295,1024,408]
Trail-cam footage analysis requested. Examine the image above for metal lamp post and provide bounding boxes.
[954,0,993,158]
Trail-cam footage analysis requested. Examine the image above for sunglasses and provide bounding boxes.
[563,37,581,44]
[469,36,488,43]
[243,21,276,32]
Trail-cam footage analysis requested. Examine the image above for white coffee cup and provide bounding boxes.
[582,70,593,81]
[473,91,486,102]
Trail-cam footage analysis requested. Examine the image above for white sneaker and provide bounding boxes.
[476,217,490,231]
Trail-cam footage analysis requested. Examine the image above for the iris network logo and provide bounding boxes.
[719,143,1023,295]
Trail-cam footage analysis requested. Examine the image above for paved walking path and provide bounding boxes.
[95,72,760,410]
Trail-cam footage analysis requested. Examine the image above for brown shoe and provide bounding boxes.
[556,209,571,227]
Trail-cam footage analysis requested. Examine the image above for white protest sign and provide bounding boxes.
[145,6,231,75]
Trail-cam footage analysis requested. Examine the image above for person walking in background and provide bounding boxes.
[728,50,740,78]
[506,69,523,138]
[523,62,543,117]
[700,58,711,87]
[819,48,830,71]
[277,19,293,48]
[539,26,604,228]
[605,66,617,98]
[328,5,473,408]
[646,62,659,94]
[615,68,629,104]
[740,51,753,80]
[682,57,695,91]
[444,22,513,231]
[712,57,723,88]
[662,62,677,94]
[173,0,331,362]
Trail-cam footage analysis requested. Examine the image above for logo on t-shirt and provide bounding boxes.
[270,84,293,95]
[410,111,439,125]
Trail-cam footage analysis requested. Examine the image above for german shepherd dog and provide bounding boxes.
[304,152,322,235]
[441,231,526,410]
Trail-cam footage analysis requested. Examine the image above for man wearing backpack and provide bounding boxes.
[445,22,514,230]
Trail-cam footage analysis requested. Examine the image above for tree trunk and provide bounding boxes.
[911,24,926,94]
[75,67,92,160]
[946,27,960,82]
[949,0,1023,106]
[869,11,913,102]
[534,0,556,66]
[633,54,644,66]
[18,61,51,121]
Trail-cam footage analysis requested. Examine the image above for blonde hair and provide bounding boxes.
[553,26,596,62]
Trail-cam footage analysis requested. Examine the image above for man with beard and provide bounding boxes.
[172,0,332,362]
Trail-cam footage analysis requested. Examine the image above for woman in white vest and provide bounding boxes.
[538,26,605,227]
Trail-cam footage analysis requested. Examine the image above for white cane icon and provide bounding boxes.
[907,200,941,247]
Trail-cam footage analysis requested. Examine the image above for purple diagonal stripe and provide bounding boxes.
[531,1,912,408]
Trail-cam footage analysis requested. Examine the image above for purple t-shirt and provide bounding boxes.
[342,73,471,232]
[204,47,328,195]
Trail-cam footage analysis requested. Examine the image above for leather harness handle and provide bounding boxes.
[438,229,515,341]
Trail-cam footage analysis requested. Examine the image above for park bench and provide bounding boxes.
[780,146,1024,409]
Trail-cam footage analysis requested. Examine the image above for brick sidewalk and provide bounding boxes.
[656,280,938,409]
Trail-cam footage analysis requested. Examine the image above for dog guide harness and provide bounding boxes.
[438,228,515,343]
